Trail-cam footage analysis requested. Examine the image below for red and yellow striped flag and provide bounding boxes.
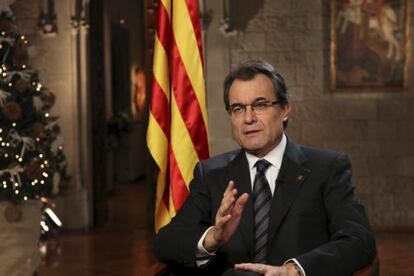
[147,0,209,232]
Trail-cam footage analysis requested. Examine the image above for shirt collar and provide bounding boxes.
[245,133,287,171]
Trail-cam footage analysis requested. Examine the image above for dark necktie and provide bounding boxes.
[253,159,272,264]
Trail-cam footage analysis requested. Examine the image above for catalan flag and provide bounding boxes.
[147,0,209,232]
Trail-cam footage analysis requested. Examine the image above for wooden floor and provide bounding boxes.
[37,182,414,276]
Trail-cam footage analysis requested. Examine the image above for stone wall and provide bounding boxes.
[205,0,414,229]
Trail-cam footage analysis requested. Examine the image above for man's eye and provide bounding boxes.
[253,102,268,110]
[231,105,244,113]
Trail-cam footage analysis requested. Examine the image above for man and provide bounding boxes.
[154,60,376,275]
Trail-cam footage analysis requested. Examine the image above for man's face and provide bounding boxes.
[228,74,291,157]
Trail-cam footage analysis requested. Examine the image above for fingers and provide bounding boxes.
[215,182,249,234]
[224,180,235,196]
[234,193,249,211]
[226,192,248,218]
[218,181,237,217]
[211,181,248,248]
[235,263,268,274]
[235,263,287,276]
[215,213,231,229]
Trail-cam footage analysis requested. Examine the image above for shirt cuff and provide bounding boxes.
[284,258,306,276]
[196,226,216,267]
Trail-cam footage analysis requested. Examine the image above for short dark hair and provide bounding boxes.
[223,59,290,128]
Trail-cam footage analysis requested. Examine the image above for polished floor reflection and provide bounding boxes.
[37,181,163,276]
[37,182,414,276]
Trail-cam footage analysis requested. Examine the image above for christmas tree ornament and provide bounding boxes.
[4,202,22,222]
[7,162,23,187]
[32,122,46,138]
[40,91,55,108]
[2,101,21,121]
[7,129,35,158]
[15,78,28,92]
[7,128,21,146]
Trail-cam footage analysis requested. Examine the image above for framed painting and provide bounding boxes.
[330,0,411,91]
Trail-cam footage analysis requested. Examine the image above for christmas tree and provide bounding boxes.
[0,6,69,204]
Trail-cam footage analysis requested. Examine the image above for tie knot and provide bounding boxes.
[255,159,271,174]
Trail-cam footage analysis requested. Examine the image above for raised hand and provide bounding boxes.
[203,181,249,252]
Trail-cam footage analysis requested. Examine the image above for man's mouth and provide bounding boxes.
[244,129,261,135]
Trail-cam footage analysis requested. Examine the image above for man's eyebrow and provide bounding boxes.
[252,97,269,102]
[229,97,270,106]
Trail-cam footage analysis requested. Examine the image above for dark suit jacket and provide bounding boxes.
[154,139,376,275]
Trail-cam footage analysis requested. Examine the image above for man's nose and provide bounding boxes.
[243,106,257,124]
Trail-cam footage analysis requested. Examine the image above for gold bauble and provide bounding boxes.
[15,79,29,93]
[2,101,22,121]
[32,122,46,138]
[40,91,56,108]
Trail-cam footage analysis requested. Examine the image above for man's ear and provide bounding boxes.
[281,103,291,122]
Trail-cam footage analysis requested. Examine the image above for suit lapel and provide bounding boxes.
[267,140,311,245]
[227,150,255,258]
[225,140,312,258]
